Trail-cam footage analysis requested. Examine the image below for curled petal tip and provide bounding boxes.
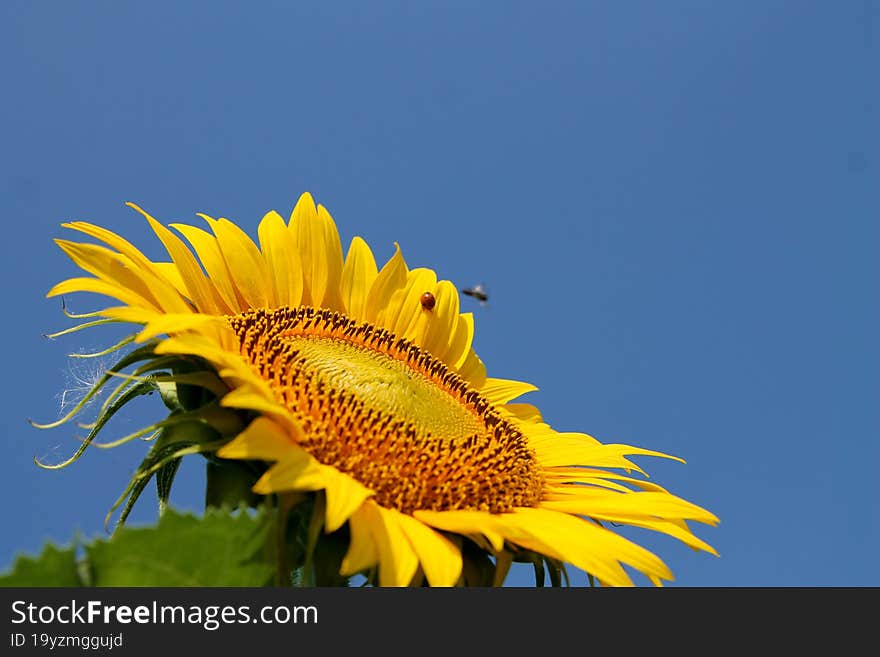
[28,418,51,430]
[32,454,57,470]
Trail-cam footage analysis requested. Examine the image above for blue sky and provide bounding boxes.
[1,1,876,586]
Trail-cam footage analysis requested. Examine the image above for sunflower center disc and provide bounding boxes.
[287,336,484,439]
[228,307,543,513]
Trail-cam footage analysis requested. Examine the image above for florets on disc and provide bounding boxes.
[228,307,544,514]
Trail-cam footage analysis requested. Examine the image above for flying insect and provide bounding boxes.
[461,283,489,306]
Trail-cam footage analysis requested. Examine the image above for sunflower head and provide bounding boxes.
[36,192,718,587]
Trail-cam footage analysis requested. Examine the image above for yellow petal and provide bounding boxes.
[480,378,539,405]
[362,502,419,587]
[413,509,506,553]
[543,467,670,493]
[48,277,155,311]
[61,219,164,276]
[528,429,602,447]
[135,313,227,342]
[155,335,249,374]
[541,491,719,526]
[204,216,270,309]
[496,508,673,586]
[317,204,346,310]
[172,222,246,312]
[445,312,474,369]
[252,454,326,494]
[568,477,638,493]
[340,504,379,576]
[258,210,303,309]
[290,193,344,310]
[365,243,408,324]
[217,416,299,462]
[532,438,682,472]
[420,280,460,359]
[152,263,188,298]
[500,403,544,423]
[613,517,718,556]
[318,465,374,533]
[341,236,378,321]
[220,385,289,416]
[393,511,463,587]
[385,268,437,341]
[98,306,162,325]
[457,349,486,388]
[54,240,189,313]
[131,202,227,315]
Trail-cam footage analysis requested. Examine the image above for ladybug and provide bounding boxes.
[420,291,436,311]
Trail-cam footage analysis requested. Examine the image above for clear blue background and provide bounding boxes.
[1,1,876,586]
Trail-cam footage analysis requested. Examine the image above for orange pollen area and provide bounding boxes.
[227,306,544,514]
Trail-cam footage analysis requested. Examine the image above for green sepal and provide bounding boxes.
[460,539,496,586]
[30,340,159,433]
[546,557,570,587]
[156,457,182,515]
[205,458,262,511]
[86,373,163,436]
[170,358,221,412]
[156,379,183,412]
[546,558,562,587]
[492,549,514,587]
[108,418,224,531]
[35,375,163,471]
[519,551,546,587]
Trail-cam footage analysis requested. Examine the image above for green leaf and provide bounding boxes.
[0,507,274,587]
[87,507,274,586]
[0,543,82,586]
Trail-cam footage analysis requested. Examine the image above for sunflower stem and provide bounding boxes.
[300,492,326,587]
[273,493,306,586]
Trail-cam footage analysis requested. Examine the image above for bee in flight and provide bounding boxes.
[461,283,489,306]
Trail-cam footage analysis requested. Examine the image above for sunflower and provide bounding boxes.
[39,192,718,587]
